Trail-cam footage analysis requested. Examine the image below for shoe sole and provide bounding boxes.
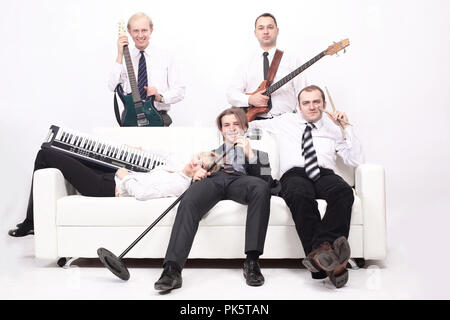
[302,257,320,273]
[243,272,265,286]
[154,282,182,291]
[8,229,34,237]
[333,236,351,264]
[328,269,349,288]
[315,251,339,272]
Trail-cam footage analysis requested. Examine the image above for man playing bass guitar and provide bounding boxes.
[226,13,306,121]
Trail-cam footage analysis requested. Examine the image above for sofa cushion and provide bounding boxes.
[56,193,362,227]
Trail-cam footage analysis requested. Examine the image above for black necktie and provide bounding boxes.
[302,123,321,181]
[263,52,269,80]
[138,51,148,101]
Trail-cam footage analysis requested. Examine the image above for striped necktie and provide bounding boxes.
[302,123,321,181]
[138,51,148,101]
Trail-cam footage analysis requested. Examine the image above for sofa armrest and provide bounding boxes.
[355,163,386,260]
[34,168,74,259]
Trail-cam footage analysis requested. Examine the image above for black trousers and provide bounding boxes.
[279,167,354,255]
[24,149,116,224]
[164,171,271,269]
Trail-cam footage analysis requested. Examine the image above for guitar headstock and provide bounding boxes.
[118,20,127,36]
[325,39,350,56]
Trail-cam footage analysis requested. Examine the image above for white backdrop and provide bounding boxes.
[1,0,450,297]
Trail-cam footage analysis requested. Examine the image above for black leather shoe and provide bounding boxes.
[8,222,34,237]
[243,260,265,286]
[154,265,182,291]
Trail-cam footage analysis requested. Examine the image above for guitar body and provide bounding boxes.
[242,39,350,123]
[116,85,164,127]
[245,80,271,122]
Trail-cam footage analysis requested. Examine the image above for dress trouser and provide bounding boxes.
[279,167,354,256]
[24,149,116,224]
[164,171,271,269]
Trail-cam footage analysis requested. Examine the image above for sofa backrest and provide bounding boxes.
[93,127,222,165]
[93,127,355,186]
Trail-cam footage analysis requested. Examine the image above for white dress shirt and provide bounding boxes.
[108,43,185,111]
[249,112,364,176]
[114,163,191,201]
[226,47,307,117]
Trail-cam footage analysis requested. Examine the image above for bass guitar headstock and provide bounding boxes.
[325,39,350,56]
[118,20,127,36]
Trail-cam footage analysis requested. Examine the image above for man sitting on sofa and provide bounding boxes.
[154,107,273,292]
[249,85,364,288]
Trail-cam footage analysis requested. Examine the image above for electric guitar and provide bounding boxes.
[245,39,350,122]
[116,21,163,127]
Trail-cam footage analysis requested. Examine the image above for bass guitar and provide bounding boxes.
[116,21,163,127]
[245,39,350,122]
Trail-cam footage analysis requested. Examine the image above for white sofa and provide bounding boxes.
[33,127,386,266]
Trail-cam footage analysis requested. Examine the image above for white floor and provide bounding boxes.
[0,231,432,300]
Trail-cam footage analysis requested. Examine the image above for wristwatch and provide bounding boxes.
[160,95,165,103]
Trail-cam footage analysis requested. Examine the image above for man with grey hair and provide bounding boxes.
[108,12,185,126]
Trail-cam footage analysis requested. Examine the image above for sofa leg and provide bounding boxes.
[57,257,78,268]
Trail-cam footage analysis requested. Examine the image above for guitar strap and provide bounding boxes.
[267,49,284,84]
[113,84,125,127]
[265,49,283,111]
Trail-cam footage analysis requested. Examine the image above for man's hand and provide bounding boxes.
[235,135,255,159]
[327,110,349,129]
[248,91,269,107]
[116,35,129,63]
[144,86,163,102]
[115,168,130,179]
[192,168,210,182]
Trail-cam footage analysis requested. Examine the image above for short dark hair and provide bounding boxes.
[298,85,326,102]
[216,107,248,131]
[255,13,277,28]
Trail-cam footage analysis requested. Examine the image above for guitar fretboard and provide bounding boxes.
[123,45,142,104]
[265,51,326,96]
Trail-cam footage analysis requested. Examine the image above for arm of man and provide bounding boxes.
[107,35,131,92]
[335,125,365,167]
[226,59,253,107]
[159,53,186,105]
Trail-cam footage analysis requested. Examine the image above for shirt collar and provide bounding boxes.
[298,114,324,130]
[131,43,151,58]
[258,47,277,58]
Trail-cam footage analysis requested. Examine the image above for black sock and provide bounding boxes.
[246,250,260,262]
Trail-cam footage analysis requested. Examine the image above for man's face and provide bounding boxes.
[183,155,208,177]
[220,114,246,144]
[128,16,152,50]
[254,16,279,49]
[298,89,326,123]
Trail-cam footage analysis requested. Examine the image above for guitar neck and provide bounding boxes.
[122,46,142,103]
[265,51,326,96]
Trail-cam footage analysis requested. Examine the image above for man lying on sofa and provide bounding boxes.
[154,107,274,292]
[8,147,220,237]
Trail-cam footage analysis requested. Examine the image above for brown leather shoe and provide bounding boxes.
[326,237,351,288]
[302,242,339,273]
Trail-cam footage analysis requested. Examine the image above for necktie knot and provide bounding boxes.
[263,52,269,57]
[305,123,315,130]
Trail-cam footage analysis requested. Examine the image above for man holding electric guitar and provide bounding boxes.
[108,12,185,126]
[226,13,307,121]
